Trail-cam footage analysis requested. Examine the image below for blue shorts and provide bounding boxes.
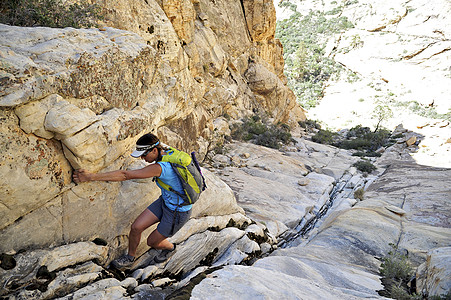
[147,196,191,237]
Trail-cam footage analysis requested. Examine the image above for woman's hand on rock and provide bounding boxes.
[73,169,91,183]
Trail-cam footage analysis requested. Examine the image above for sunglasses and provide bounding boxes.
[141,148,154,158]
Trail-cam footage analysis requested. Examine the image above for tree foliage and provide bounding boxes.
[275,4,355,109]
[0,0,103,28]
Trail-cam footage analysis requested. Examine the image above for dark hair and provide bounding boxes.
[137,133,163,161]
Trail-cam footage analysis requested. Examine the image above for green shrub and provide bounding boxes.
[352,151,381,157]
[429,292,451,300]
[393,100,451,122]
[390,285,422,300]
[308,124,393,157]
[312,129,337,144]
[231,115,292,149]
[353,160,376,173]
[378,244,424,300]
[380,247,413,282]
[0,0,103,28]
[278,1,297,11]
[298,119,322,130]
[346,125,371,137]
[354,188,365,200]
[372,104,394,132]
[337,125,392,152]
[339,138,373,150]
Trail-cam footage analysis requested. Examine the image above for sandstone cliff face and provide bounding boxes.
[0,0,305,253]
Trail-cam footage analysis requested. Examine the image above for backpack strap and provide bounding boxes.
[155,177,186,200]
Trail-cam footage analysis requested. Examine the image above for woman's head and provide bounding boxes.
[131,133,163,161]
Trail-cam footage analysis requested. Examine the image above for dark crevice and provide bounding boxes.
[369,7,408,32]
[402,42,437,60]
[425,46,451,60]
[0,253,16,270]
[165,266,222,300]
[394,194,407,249]
[239,0,253,42]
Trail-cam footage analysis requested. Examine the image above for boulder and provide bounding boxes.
[162,227,246,276]
[0,109,72,232]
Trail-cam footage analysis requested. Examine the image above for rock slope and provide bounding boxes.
[191,130,451,300]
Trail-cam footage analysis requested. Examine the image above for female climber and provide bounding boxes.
[73,133,191,270]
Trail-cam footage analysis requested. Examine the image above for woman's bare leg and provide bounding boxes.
[147,229,174,250]
[128,208,159,257]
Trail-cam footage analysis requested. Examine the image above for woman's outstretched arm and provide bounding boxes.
[73,163,162,183]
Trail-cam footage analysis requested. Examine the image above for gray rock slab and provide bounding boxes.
[366,162,451,228]
[191,264,386,300]
[254,255,384,297]
[211,141,338,235]
[161,227,246,277]
[363,161,451,265]
[193,142,450,299]
[217,166,318,229]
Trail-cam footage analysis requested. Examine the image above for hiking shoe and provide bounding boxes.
[154,245,176,263]
[111,254,134,270]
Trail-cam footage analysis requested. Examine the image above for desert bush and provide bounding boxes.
[339,138,373,150]
[378,244,425,300]
[0,0,102,28]
[231,115,293,149]
[312,129,337,144]
[390,285,422,300]
[352,160,376,173]
[309,124,393,157]
[298,119,322,130]
[380,246,413,282]
[353,188,365,200]
[393,100,451,122]
[372,104,394,132]
[337,125,392,153]
[352,151,381,157]
[429,292,451,300]
[231,115,265,141]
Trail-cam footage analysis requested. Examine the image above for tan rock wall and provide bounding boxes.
[243,0,277,42]
[0,108,72,230]
[162,0,196,44]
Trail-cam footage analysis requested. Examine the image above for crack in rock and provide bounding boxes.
[368,8,408,32]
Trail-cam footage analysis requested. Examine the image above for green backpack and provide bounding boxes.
[155,147,207,206]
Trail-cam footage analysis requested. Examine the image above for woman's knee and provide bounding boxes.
[130,220,146,234]
[146,230,167,248]
[130,209,159,234]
